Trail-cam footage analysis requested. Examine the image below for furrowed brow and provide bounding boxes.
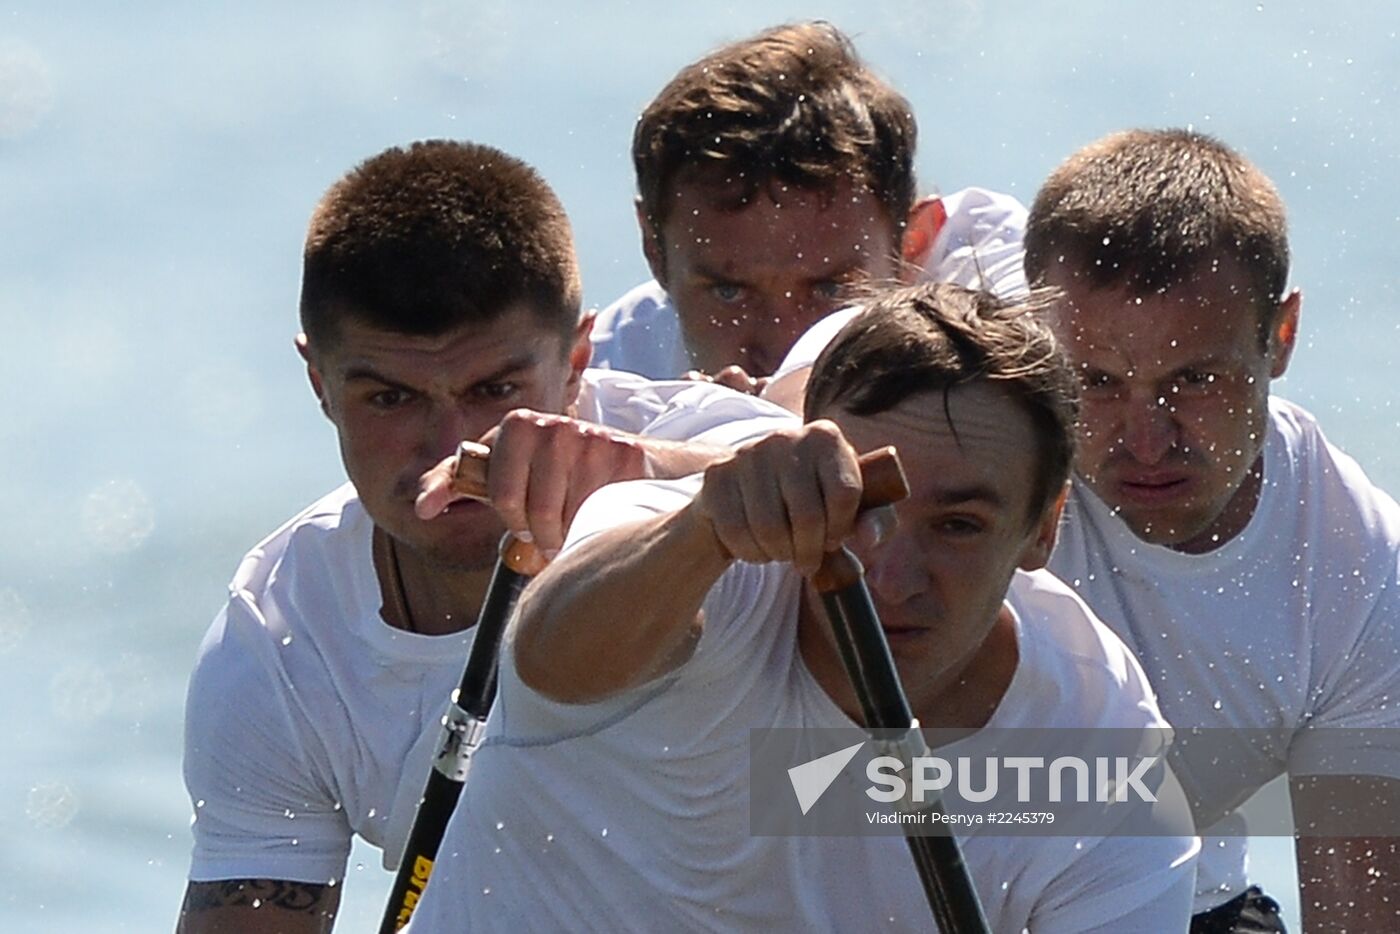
[342,365,411,389]
[472,355,538,386]
[933,485,1006,510]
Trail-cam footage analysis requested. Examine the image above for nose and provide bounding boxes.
[1120,392,1179,466]
[860,532,929,608]
[747,291,826,376]
[427,401,487,462]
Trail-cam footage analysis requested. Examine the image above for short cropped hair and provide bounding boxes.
[633,21,917,236]
[805,283,1078,523]
[300,140,581,350]
[1024,129,1289,326]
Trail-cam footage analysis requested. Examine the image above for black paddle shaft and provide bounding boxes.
[378,536,540,934]
[816,549,991,934]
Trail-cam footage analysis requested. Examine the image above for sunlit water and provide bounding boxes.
[4,1,1397,929]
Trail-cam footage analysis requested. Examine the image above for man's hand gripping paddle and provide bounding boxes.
[381,442,987,933]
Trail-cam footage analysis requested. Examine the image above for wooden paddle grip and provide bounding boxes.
[453,441,906,508]
[812,446,908,593]
[452,440,906,580]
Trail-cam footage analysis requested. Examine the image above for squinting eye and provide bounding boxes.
[940,517,985,536]
[1180,370,1218,387]
[471,382,520,401]
[369,389,413,409]
[1080,370,1114,390]
[711,283,743,303]
[813,280,844,301]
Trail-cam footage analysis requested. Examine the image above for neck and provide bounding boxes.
[1173,451,1265,554]
[798,591,1018,731]
[373,526,495,636]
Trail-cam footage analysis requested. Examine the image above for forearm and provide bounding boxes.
[177,879,340,933]
[513,502,732,703]
[1297,837,1400,930]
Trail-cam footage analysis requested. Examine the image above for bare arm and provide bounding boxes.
[177,879,340,934]
[513,500,731,703]
[513,422,865,704]
[1291,774,1400,930]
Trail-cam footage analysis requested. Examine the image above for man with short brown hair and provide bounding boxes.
[590,21,1028,388]
[177,140,794,933]
[1026,127,1400,932]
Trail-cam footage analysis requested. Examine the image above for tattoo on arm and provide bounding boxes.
[182,878,336,914]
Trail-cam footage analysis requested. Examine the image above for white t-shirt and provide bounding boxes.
[411,476,1198,933]
[589,187,1029,379]
[1049,397,1400,912]
[182,370,798,884]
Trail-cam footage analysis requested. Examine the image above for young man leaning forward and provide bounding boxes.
[411,283,1199,932]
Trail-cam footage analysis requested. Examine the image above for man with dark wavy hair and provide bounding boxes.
[412,282,1197,932]
[590,21,1027,390]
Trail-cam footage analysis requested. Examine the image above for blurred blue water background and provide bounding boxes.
[2,1,1397,929]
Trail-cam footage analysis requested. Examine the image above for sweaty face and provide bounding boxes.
[650,180,899,377]
[1046,265,1290,552]
[305,308,586,571]
[813,385,1056,712]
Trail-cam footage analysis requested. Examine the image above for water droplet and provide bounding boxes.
[51,660,114,722]
[82,478,156,554]
[0,41,54,138]
[26,782,78,830]
[0,588,34,654]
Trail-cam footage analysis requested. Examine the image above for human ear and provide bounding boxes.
[899,196,947,282]
[1018,484,1068,571]
[637,198,669,289]
[562,313,595,408]
[295,333,332,419]
[1269,289,1302,379]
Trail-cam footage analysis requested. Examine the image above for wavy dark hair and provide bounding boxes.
[805,282,1078,523]
[633,21,917,237]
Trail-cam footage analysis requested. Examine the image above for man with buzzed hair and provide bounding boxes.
[590,20,1027,390]
[177,140,792,933]
[1026,128,1400,932]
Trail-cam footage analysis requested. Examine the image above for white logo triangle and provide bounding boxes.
[787,740,866,815]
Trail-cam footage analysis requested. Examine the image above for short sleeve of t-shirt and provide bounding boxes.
[1290,554,1400,777]
[583,368,798,448]
[183,599,352,883]
[1030,833,1198,933]
[587,281,689,379]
